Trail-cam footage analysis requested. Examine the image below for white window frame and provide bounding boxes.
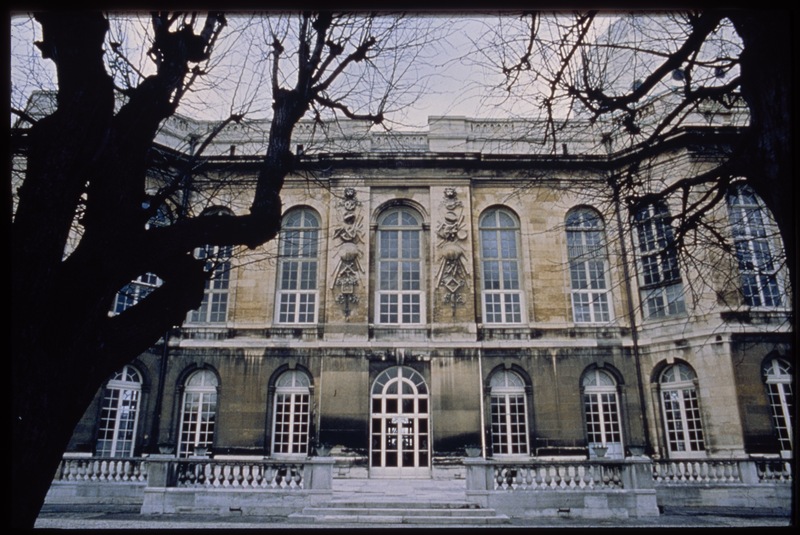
[375,207,425,326]
[727,183,784,308]
[582,369,624,459]
[763,358,793,454]
[488,370,530,456]
[479,208,524,325]
[659,363,706,458]
[95,365,142,457]
[370,366,430,476]
[566,208,612,324]
[271,370,312,457]
[111,273,163,316]
[178,370,218,457]
[188,244,233,324]
[276,209,320,324]
[633,203,686,319]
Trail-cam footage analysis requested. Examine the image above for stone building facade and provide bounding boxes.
[59,107,793,484]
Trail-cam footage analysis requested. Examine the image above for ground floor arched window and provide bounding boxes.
[95,365,142,457]
[178,369,218,457]
[582,368,623,459]
[488,369,530,456]
[763,357,793,454]
[271,369,312,456]
[659,362,705,458]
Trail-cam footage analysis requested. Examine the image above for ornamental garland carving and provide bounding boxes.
[435,187,470,313]
[332,188,364,318]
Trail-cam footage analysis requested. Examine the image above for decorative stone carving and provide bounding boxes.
[435,188,470,313]
[332,188,364,318]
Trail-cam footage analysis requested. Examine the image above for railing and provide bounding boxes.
[464,457,652,493]
[493,463,624,490]
[755,458,792,483]
[141,455,334,514]
[53,456,148,484]
[652,460,743,484]
[652,457,793,485]
[173,459,306,489]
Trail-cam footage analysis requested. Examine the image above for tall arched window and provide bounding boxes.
[188,244,233,323]
[763,358,793,454]
[566,208,611,323]
[112,273,163,315]
[271,369,312,456]
[110,199,169,315]
[276,209,320,324]
[659,363,705,457]
[376,207,424,325]
[95,365,142,457]
[188,207,234,324]
[582,369,623,459]
[633,202,686,319]
[727,183,783,307]
[479,208,523,324]
[488,369,529,456]
[178,370,218,457]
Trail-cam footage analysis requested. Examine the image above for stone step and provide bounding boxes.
[299,506,497,517]
[290,501,510,525]
[289,513,510,525]
[324,501,482,509]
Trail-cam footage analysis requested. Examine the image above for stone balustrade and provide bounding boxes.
[754,458,793,483]
[492,462,624,490]
[53,455,148,484]
[47,454,790,517]
[140,455,335,515]
[463,457,658,518]
[464,457,652,493]
[462,455,792,519]
[172,459,307,489]
[652,457,793,485]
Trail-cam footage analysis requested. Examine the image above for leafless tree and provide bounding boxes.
[471,10,793,314]
[10,11,441,528]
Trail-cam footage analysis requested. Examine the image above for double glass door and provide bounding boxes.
[370,366,430,477]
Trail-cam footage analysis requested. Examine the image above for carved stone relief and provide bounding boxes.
[332,188,364,318]
[435,187,470,314]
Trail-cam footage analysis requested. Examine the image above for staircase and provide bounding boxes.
[290,500,510,525]
[289,478,510,526]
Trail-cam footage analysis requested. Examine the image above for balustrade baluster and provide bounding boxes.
[294,466,303,488]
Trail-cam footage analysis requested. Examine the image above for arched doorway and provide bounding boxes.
[370,366,430,478]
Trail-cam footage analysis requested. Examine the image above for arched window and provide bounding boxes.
[633,202,686,319]
[376,207,424,325]
[188,207,234,324]
[763,358,793,454]
[479,208,523,324]
[488,369,529,455]
[582,369,623,459]
[95,365,142,457]
[271,370,312,456]
[370,366,430,474]
[178,370,218,457]
[112,272,162,315]
[566,208,611,323]
[110,199,170,315]
[276,209,320,324]
[187,244,233,323]
[727,183,783,307]
[659,363,705,457]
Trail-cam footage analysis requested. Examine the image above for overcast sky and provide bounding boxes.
[11,12,727,132]
[10,13,548,130]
